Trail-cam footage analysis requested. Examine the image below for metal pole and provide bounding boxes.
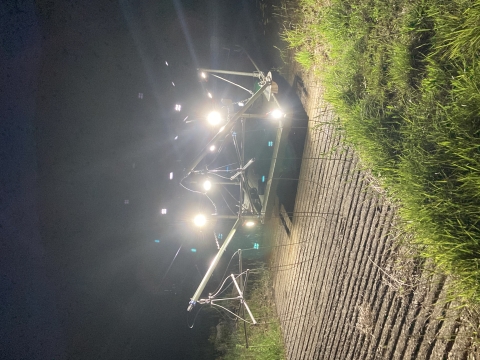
[187,219,241,311]
[261,116,291,223]
[238,250,243,293]
[212,215,258,220]
[187,180,239,185]
[198,68,262,78]
[238,250,249,347]
[231,274,257,324]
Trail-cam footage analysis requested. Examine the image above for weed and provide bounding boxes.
[216,267,286,360]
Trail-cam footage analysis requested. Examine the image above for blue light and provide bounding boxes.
[218,233,223,240]
[191,248,197,253]
[262,176,265,183]
[253,243,259,249]
[268,141,273,147]
[154,240,160,243]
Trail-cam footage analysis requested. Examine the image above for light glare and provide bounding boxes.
[207,92,212,99]
[271,109,284,119]
[207,111,221,125]
[245,221,255,227]
[209,145,216,152]
[193,214,207,227]
[203,180,212,191]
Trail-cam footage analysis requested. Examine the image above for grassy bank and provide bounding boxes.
[281,0,480,303]
[212,267,285,360]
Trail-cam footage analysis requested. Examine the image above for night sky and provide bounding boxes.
[1,0,275,358]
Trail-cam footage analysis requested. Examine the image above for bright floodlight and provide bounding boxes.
[209,145,216,152]
[207,92,213,99]
[175,104,181,111]
[194,214,207,227]
[245,221,255,227]
[201,72,207,79]
[271,109,284,119]
[238,102,244,107]
[169,172,173,180]
[203,180,212,191]
[161,208,167,215]
[207,111,221,125]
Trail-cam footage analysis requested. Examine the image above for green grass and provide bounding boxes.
[281,0,480,304]
[212,267,285,360]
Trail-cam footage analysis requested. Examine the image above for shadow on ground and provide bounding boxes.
[273,72,309,219]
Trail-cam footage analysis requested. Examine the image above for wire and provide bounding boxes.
[212,271,249,299]
[161,245,182,282]
[209,172,234,180]
[179,180,204,195]
[212,162,238,171]
[219,189,237,215]
[222,185,240,204]
[179,179,218,215]
[187,304,206,329]
[210,250,239,296]
[210,301,238,322]
[211,303,255,324]
[211,74,254,95]
[210,276,234,299]
[205,193,217,215]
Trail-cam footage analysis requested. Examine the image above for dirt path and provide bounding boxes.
[267,59,480,359]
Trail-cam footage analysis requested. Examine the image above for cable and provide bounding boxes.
[211,162,238,171]
[211,74,254,95]
[187,304,206,329]
[210,250,240,296]
[209,172,234,180]
[205,193,217,215]
[179,179,204,195]
[161,245,182,282]
[215,272,248,298]
[211,303,255,324]
[222,185,240,204]
[219,189,237,215]
[179,179,218,215]
[210,275,235,298]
